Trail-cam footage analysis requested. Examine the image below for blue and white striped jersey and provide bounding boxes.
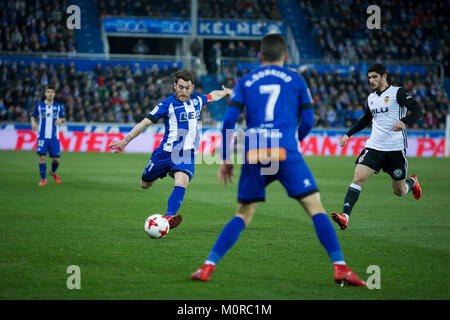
[147,93,212,152]
[31,101,65,140]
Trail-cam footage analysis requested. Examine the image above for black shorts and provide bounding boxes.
[355,147,408,180]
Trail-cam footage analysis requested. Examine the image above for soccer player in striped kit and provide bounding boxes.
[30,86,65,186]
[108,70,232,230]
[332,63,423,230]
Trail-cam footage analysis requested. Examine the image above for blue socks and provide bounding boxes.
[39,163,46,180]
[203,214,343,267]
[51,161,59,174]
[165,186,186,216]
[205,216,246,264]
[312,213,345,264]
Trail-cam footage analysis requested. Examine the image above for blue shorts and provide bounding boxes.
[237,151,319,203]
[36,138,61,157]
[142,147,195,182]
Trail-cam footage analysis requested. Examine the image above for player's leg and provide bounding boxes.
[140,148,171,189]
[36,138,49,186]
[191,163,263,281]
[164,170,190,229]
[191,203,254,282]
[332,148,380,230]
[298,192,366,287]
[165,149,196,229]
[49,157,61,183]
[385,150,421,199]
[38,154,47,186]
[48,139,62,183]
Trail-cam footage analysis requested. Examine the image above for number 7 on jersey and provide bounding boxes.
[259,84,280,122]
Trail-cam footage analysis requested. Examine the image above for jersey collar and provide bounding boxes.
[375,84,390,96]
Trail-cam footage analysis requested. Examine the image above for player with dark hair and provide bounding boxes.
[108,70,232,229]
[31,86,65,186]
[331,63,423,230]
[191,34,366,287]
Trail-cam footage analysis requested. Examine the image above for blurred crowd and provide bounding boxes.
[0,0,76,53]
[0,57,447,130]
[98,0,281,20]
[0,59,215,125]
[221,64,448,130]
[98,0,189,18]
[302,0,450,76]
[0,0,448,131]
[199,0,281,20]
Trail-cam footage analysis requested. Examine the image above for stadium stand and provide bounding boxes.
[0,0,76,53]
[98,0,190,18]
[0,0,447,130]
[0,58,216,125]
[300,0,449,74]
[220,62,448,130]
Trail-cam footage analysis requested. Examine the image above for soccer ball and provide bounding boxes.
[145,214,169,239]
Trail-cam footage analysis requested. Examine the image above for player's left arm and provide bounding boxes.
[392,87,424,131]
[298,104,314,142]
[297,80,315,141]
[208,85,233,102]
[54,118,66,125]
[55,104,66,125]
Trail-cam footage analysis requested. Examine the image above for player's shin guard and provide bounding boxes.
[166,186,186,216]
[404,177,415,195]
[205,216,246,265]
[39,163,46,180]
[343,183,361,216]
[312,213,345,265]
[51,161,59,174]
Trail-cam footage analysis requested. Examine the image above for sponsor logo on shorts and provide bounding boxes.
[393,168,403,178]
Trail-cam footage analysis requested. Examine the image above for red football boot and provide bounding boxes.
[331,212,348,230]
[191,264,216,282]
[410,175,422,200]
[334,264,367,287]
[38,179,47,186]
[50,172,61,184]
[166,214,183,229]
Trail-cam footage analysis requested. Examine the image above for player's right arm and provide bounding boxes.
[109,101,168,153]
[108,118,152,152]
[219,80,244,186]
[30,103,39,131]
[340,105,372,146]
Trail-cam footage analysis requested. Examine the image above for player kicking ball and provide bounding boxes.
[332,63,423,231]
[30,86,65,186]
[109,70,232,230]
[191,34,366,287]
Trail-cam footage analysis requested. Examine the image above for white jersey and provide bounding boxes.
[365,85,408,151]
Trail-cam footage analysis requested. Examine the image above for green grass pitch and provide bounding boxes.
[0,150,449,300]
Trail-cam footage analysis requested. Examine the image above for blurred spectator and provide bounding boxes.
[198,0,281,20]
[98,0,190,18]
[1,0,76,53]
[132,39,150,54]
[0,59,217,125]
[221,63,448,130]
[301,0,449,76]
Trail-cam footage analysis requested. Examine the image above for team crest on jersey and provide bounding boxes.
[393,168,403,178]
[384,96,389,103]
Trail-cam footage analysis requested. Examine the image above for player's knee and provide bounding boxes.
[393,188,404,197]
[141,180,153,189]
[236,203,256,226]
